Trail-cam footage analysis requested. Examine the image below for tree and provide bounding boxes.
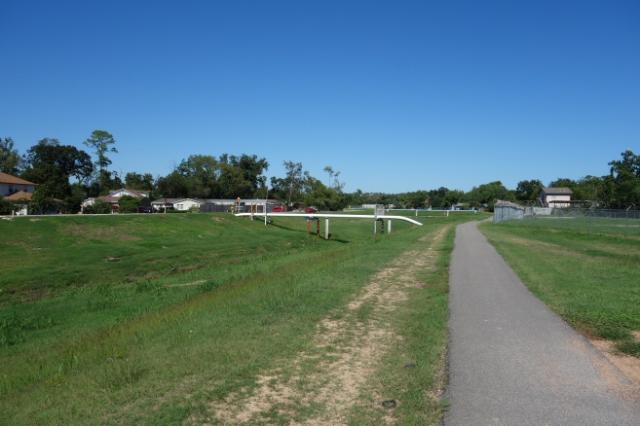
[0,137,21,174]
[22,138,93,212]
[465,181,514,210]
[0,196,15,215]
[399,190,429,209]
[118,196,140,213]
[84,130,118,193]
[548,178,576,189]
[125,172,155,191]
[218,154,269,198]
[426,187,453,208]
[572,175,607,206]
[175,155,220,198]
[515,180,543,203]
[283,161,304,206]
[608,150,640,209]
[323,166,345,192]
[271,161,306,206]
[303,177,347,211]
[156,171,190,198]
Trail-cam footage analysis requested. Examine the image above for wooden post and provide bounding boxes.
[316,219,320,236]
[325,218,330,240]
[306,219,311,234]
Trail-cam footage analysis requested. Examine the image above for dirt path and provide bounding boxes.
[446,221,640,426]
[207,227,450,425]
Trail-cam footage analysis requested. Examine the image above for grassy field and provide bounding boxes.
[0,213,473,424]
[481,217,640,357]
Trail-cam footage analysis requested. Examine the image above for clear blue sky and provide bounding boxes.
[2,0,638,192]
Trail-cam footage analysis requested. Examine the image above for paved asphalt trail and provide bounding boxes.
[446,221,639,426]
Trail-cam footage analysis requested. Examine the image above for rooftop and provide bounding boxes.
[0,172,36,186]
[4,190,33,202]
[542,187,573,195]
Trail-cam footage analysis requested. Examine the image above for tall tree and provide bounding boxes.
[608,150,640,208]
[0,137,21,174]
[83,130,118,192]
[515,179,543,203]
[548,178,576,189]
[125,172,155,191]
[219,154,269,197]
[465,181,514,210]
[284,161,304,206]
[323,165,345,192]
[303,176,347,211]
[22,138,93,212]
[176,155,220,198]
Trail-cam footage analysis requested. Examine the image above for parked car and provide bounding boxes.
[304,206,318,213]
[272,205,285,212]
[137,206,153,214]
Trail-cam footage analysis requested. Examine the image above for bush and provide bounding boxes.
[84,200,113,214]
[0,196,15,215]
[29,191,66,214]
[118,196,141,213]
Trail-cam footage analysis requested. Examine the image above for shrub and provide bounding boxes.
[0,196,15,215]
[84,200,113,214]
[118,196,140,213]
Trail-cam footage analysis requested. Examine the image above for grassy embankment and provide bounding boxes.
[1,213,474,424]
[481,217,640,356]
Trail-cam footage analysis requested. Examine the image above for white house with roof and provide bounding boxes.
[150,198,203,211]
[173,198,203,211]
[541,187,572,208]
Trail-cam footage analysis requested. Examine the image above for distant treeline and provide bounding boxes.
[1,132,639,214]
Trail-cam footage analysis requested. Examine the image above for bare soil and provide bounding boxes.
[206,227,450,425]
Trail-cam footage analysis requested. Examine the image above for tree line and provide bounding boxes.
[0,132,348,213]
[346,150,640,211]
[1,132,639,213]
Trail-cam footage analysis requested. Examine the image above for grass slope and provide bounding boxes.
[481,218,640,357]
[0,213,471,424]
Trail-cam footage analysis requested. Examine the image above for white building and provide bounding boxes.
[173,198,203,211]
[541,187,572,208]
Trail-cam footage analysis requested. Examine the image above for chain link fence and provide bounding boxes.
[545,207,640,220]
[495,204,640,223]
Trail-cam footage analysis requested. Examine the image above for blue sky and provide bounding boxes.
[1,0,638,192]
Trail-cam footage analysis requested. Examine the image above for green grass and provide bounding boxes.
[480,217,640,356]
[0,213,472,424]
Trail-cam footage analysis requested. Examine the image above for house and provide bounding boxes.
[81,188,150,212]
[151,198,204,212]
[173,198,203,211]
[151,198,181,212]
[0,172,37,198]
[199,198,282,213]
[541,187,572,208]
